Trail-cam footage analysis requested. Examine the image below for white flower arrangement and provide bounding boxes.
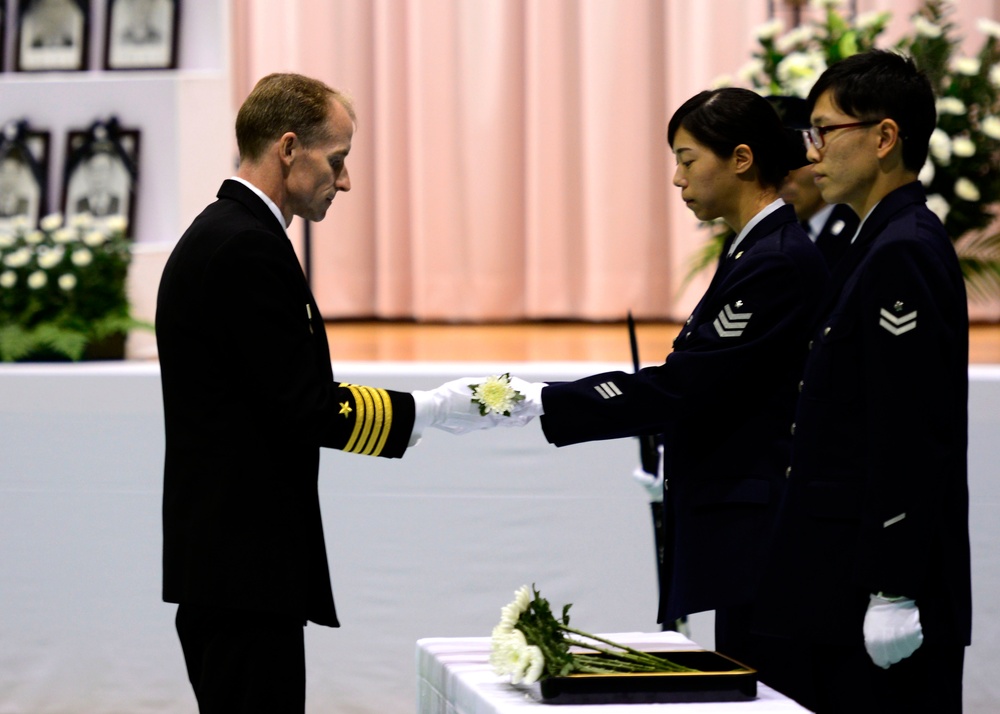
[489,585,695,686]
[0,213,145,361]
[709,0,1000,299]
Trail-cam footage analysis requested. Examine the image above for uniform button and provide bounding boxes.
[685,315,693,325]
[686,331,692,339]
[785,466,792,479]
[808,340,814,350]
[798,380,804,392]
[790,422,796,435]
[823,326,832,336]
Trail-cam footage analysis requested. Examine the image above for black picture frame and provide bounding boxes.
[15,0,90,72]
[62,121,140,236]
[0,5,7,73]
[104,0,179,70]
[0,121,51,230]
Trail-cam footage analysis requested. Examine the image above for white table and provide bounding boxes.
[416,631,811,712]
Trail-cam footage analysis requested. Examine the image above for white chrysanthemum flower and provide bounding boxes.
[777,51,827,98]
[53,227,77,244]
[776,25,814,54]
[0,232,15,248]
[913,15,943,38]
[83,230,108,247]
[71,248,93,267]
[70,212,94,229]
[982,115,1000,141]
[37,246,65,269]
[810,0,845,10]
[25,230,44,245]
[523,645,546,685]
[951,136,976,158]
[755,18,784,41]
[955,177,981,202]
[0,270,16,289]
[58,273,77,291]
[471,373,524,416]
[926,194,951,223]
[991,64,1000,88]
[27,270,47,289]
[4,247,31,268]
[104,215,128,233]
[978,18,1000,40]
[11,215,31,232]
[919,158,935,186]
[490,628,530,680]
[936,97,966,116]
[39,213,63,231]
[929,128,952,164]
[950,57,980,77]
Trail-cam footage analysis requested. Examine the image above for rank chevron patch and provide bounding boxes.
[879,308,917,336]
[714,303,753,338]
[594,381,622,399]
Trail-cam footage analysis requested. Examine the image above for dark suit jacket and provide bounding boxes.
[812,203,859,269]
[156,180,416,627]
[539,205,829,622]
[757,182,971,647]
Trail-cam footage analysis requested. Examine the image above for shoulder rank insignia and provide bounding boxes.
[879,306,917,336]
[714,302,752,338]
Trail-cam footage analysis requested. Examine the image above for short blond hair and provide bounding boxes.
[235,73,356,163]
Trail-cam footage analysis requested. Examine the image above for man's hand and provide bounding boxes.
[411,378,535,437]
[863,593,924,669]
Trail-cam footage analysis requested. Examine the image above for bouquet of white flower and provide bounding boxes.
[0,212,145,361]
[489,585,696,685]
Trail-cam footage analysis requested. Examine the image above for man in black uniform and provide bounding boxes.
[755,51,971,713]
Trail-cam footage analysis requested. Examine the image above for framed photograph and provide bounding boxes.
[0,121,51,230]
[15,0,89,72]
[63,121,140,235]
[104,0,179,70]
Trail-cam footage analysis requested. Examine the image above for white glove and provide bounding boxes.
[632,445,664,502]
[411,377,535,439]
[506,376,546,417]
[863,593,924,669]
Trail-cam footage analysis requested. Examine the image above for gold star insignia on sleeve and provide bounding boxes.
[339,401,353,418]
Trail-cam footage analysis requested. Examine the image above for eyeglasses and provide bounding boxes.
[801,120,882,150]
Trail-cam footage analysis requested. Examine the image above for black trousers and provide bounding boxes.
[175,604,306,714]
[715,605,964,713]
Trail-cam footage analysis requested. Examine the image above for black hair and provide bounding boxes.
[806,50,935,172]
[667,87,803,189]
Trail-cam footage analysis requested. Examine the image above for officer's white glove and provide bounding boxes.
[632,444,664,502]
[506,376,546,418]
[410,378,535,442]
[863,593,923,669]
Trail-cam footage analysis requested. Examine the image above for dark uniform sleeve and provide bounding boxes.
[206,229,415,458]
[851,236,968,596]
[541,242,824,446]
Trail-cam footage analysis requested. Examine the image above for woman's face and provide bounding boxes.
[671,126,739,226]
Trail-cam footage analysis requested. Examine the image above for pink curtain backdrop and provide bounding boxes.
[231,0,1000,323]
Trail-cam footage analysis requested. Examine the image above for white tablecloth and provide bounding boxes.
[416,631,811,713]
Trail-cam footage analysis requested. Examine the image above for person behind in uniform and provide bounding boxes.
[156,73,530,714]
[508,87,829,674]
[770,96,859,269]
[753,50,971,713]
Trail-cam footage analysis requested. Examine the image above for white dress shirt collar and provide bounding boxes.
[727,198,785,257]
[229,176,288,234]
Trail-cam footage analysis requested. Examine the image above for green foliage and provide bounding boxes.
[0,213,148,361]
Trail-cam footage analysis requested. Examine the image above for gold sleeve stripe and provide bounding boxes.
[343,385,366,453]
[371,388,393,456]
[339,384,394,457]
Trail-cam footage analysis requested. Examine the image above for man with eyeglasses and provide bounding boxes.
[752,50,970,713]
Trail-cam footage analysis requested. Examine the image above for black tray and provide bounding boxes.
[521,650,756,705]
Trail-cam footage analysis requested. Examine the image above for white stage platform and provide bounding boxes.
[1,362,999,713]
